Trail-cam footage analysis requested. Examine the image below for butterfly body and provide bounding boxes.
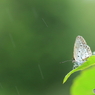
[73,36,92,68]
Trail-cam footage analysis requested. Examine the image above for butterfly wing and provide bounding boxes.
[73,36,92,66]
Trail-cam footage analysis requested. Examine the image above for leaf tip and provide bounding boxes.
[62,79,66,84]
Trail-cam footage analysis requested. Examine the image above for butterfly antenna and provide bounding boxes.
[60,60,72,64]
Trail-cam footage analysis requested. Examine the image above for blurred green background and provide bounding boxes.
[0,0,95,95]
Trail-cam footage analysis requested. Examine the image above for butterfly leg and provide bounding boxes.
[73,62,79,69]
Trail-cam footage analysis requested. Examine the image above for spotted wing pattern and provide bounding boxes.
[73,36,92,68]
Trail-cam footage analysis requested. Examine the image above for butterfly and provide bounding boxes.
[73,36,92,68]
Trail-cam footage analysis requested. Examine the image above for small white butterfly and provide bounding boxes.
[73,35,92,68]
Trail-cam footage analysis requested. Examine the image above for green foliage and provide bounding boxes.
[71,65,95,95]
[63,56,95,83]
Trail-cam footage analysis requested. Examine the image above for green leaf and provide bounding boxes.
[63,55,95,84]
[71,66,95,95]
